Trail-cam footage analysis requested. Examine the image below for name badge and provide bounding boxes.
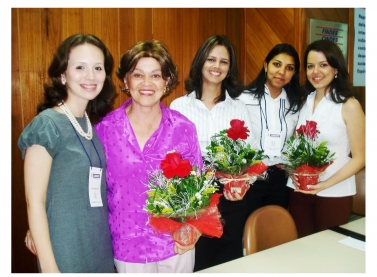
[264,130,282,157]
[88,167,103,207]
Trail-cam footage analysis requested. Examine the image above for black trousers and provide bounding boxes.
[245,165,290,216]
[194,166,290,272]
[193,183,248,272]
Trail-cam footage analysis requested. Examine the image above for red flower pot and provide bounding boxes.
[294,173,319,191]
[215,172,256,197]
[224,178,248,196]
[172,224,198,246]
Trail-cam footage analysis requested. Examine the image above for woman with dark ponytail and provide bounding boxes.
[238,43,302,216]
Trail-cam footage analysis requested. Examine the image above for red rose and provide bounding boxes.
[296,120,320,139]
[226,119,250,140]
[160,152,192,179]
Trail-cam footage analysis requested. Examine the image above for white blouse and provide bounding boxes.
[286,91,356,197]
[170,91,254,157]
[238,86,299,166]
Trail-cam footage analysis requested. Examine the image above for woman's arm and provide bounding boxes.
[24,144,60,272]
[301,98,365,194]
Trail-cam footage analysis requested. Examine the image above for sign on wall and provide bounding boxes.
[309,19,348,62]
[353,8,366,87]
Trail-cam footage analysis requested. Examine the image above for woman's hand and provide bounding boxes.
[289,173,300,190]
[174,228,201,255]
[25,230,38,256]
[222,184,250,201]
[294,180,329,195]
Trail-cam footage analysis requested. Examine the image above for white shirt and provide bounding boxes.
[237,85,299,166]
[170,91,254,156]
[286,91,356,197]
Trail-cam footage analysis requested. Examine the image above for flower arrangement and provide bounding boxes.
[205,119,267,196]
[145,151,223,246]
[280,120,335,190]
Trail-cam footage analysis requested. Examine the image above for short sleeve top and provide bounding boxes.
[18,108,114,272]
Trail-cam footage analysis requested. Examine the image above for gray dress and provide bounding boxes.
[18,109,114,273]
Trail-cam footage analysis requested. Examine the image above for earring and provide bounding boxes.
[124,87,131,96]
[335,74,338,79]
[163,88,167,95]
[61,79,66,85]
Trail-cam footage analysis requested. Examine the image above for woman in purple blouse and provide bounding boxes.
[95,40,203,273]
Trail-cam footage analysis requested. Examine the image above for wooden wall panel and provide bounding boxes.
[244,8,295,84]
[134,8,153,42]
[245,23,266,81]
[336,8,350,23]
[181,8,200,94]
[18,9,44,127]
[153,8,183,107]
[226,9,244,83]
[11,8,243,272]
[280,8,294,25]
[199,9,219,42]
[61,8,81,38]
[257,8,295,44]
[11,9,40,274]
[319,8,345,23]
[41,9,63,76]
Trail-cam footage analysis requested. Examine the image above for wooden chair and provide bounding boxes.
[243,205,298,256]
[352,167,365,216]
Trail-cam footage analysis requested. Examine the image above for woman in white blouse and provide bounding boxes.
[238,44,302,217]
[170,35,253,271]
[287,40,365,238]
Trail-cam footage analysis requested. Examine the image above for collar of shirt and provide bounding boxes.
[238,85,287,105]
[307,90,338,102]
[188,90,233,108]
[122,98,174,127]
[264,84,288,101]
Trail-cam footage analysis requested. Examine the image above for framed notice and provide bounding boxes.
[353,8,366,87]
[309,19,348,62]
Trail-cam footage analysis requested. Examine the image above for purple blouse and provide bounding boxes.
[95,99,203,263]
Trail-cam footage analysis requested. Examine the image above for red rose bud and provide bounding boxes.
[226,119,250,140]
[296,125,305,136]
[160,152,192,178]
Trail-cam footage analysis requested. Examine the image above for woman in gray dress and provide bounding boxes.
[18,34,116,272]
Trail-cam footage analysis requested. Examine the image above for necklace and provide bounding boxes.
[59,101,93,140]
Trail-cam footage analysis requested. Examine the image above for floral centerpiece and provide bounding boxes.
[280,120,335,190]
[144,151,223,246]
[205,119,267,197]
